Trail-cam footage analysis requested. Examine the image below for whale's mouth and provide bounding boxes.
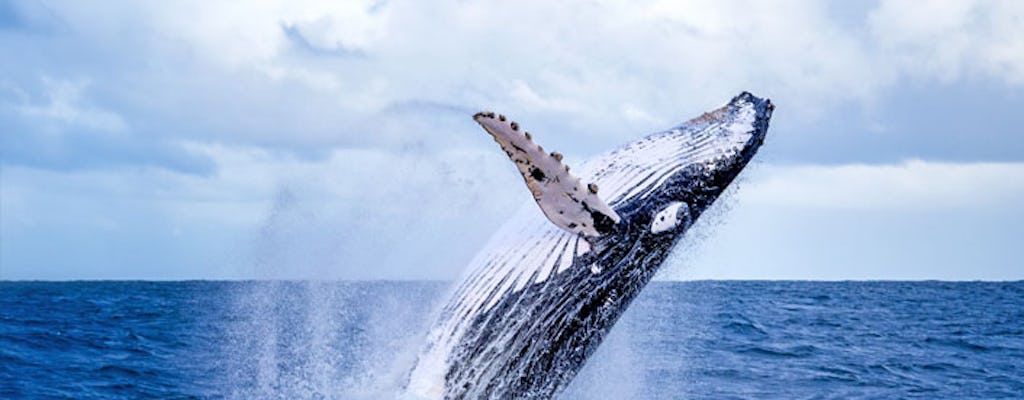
[678,93,773,211]
[577,92,773,219]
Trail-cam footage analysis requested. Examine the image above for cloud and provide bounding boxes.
[9,78,126,132]
[1,140,530,279]
[280,23,366,58]
[742,160,1024,210]
[662,160,1024,281]
[0,77,215,174]
[3,0,1024,279]
[870,0,1024,85]
[3,0,1023,174]
[5,156,1022,280]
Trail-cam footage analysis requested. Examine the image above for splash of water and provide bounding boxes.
[221,186,441,399]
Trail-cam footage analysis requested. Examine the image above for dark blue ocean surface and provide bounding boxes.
[1,281,1021,399]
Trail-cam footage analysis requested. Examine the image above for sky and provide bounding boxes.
[1,0,1022,280]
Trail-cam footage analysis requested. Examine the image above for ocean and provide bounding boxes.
[1,281,1022,399]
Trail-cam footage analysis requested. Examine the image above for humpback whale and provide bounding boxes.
[405,92,774,399]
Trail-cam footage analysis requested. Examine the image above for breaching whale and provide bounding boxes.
[405,92,773,399]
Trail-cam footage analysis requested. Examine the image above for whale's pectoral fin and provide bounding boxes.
[474,112,621,237]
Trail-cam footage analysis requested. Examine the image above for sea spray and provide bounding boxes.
[223,186,444,398]
[223,281,443,399]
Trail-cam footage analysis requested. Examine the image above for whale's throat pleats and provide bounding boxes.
[473,112,621,237]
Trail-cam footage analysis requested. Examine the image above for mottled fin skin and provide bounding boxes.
[473,112,621,237]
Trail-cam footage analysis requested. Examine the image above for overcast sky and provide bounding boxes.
[1,0,1022,280]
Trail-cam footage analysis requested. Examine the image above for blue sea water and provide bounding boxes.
[1,281,1022,399]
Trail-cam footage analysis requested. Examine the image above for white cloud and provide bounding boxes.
[508,80,584,114]
[8,78,127,133]
[743,160,1024,210]
[661,160,1024,281]
[8,154,1021,280]
[870,0,1024,84]
[0,141,529,279]
[13,0,1022,156]
[6,0,1024,279]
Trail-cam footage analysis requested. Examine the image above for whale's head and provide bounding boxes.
[587,92,773,244]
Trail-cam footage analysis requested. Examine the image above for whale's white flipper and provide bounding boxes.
[474,112,621,237]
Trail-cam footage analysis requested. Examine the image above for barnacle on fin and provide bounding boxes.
[472,111,622,236]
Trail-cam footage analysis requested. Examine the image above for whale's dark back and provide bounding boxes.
[406,93,773,399]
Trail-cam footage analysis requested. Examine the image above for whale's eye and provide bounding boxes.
[650,202,689,234]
